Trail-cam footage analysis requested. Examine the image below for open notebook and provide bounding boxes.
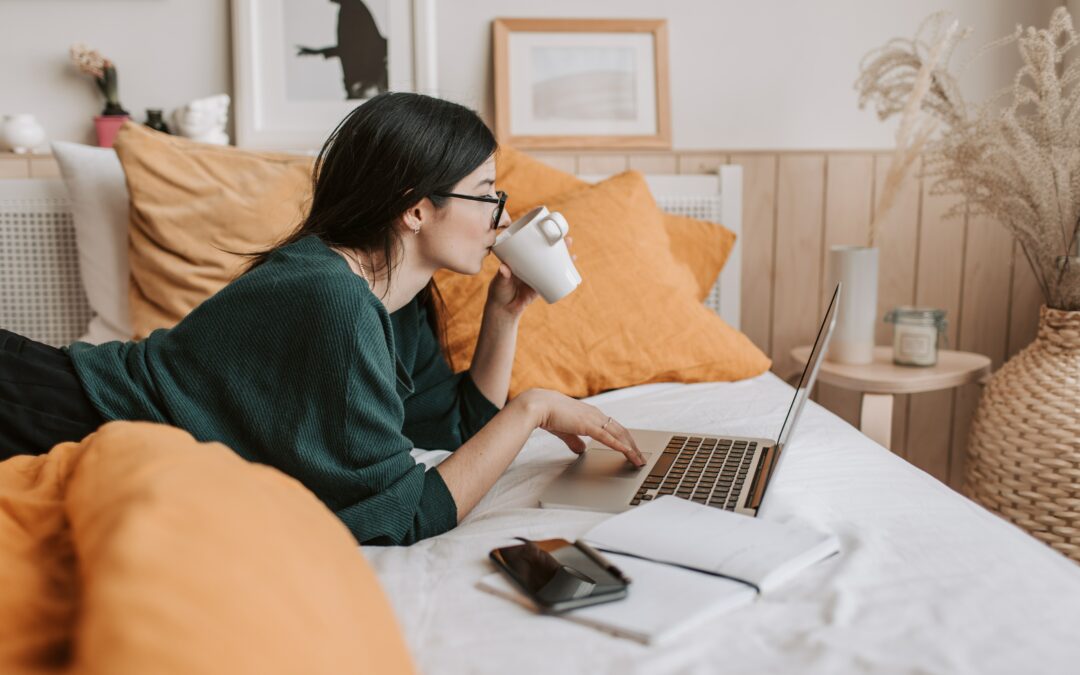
[585,496,841,594]
[478,496,840,644]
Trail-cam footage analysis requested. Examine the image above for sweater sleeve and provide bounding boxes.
[333,304,459,546]
[399,304,501,451]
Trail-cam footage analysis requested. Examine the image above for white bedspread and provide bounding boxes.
[364,374,1080,674]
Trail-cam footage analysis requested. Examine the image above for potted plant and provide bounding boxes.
[857,9,1080,560]
[70,44,130,148]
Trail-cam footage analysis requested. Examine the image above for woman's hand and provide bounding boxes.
[484,237,575,321]
[516,388,646,467]
[437,383,642,524]
[484,262,539,320]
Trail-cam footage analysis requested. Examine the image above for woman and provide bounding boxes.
[0,92,643,545]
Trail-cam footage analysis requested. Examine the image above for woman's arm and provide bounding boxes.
[436,389,646,521]
[468,263,537,407]
[467,310,519,408]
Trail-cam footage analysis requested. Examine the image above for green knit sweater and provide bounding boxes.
[67,236,500,545]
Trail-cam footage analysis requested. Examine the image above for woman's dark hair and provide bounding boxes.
[245,92,498,355]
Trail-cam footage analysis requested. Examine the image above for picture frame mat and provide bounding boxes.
[493,18,670,149]
[507,31,657,137]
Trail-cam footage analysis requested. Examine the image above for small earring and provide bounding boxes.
[411,226,421,235]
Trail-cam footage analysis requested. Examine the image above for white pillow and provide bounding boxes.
[51,141,132,343]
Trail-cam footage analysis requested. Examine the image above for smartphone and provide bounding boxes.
[489,537,630,614]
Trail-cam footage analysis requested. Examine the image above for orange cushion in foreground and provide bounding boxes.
[0,422,413,675]
[435,171,770,399]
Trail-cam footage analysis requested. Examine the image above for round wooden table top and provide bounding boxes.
[789,346,992,395]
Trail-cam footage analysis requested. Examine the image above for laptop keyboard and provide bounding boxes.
[631,436,757,510]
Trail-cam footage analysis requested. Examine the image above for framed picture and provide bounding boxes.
[232,0,438,151]
[492,18,671,149]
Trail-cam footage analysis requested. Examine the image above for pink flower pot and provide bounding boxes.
[94,114,129,148]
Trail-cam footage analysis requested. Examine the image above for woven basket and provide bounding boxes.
[966,306,1080,562]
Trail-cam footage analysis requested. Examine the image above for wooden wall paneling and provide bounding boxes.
[771,154,826,379]
[906,183,967,482]
[0,154,30,179]
[730,153,778,355]
[871,153,922,456]
[628,154,678,174]
[872,154,922,344]
[816,153,876,429]
[949,214,1015,491]
[524,151,577,174]
[1007,240,1044,360]
[677,153,726,175]
[576,154,630,175]
[28,157,60,178]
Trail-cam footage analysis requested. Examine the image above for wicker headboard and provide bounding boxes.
[0,167,743,346]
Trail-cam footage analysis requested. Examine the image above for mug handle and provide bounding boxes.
[538,212,569,245]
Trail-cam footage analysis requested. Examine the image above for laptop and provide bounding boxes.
[539,283,841,518]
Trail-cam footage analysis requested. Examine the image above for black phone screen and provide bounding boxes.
[490,538,627,611]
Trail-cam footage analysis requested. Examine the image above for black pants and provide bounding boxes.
[0,329,105,461]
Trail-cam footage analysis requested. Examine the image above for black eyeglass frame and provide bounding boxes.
[434,190,507,230]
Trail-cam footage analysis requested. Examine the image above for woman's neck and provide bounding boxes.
[332,245,433,314]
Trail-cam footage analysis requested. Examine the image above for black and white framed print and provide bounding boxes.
[232,0,437,151]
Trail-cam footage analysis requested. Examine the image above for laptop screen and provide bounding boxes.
[774,283,841,450]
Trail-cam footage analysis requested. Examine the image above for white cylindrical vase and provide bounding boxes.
[827,245,879,364]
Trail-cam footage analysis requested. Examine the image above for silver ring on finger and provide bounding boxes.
[601,416,612,431]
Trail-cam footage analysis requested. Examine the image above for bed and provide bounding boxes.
[366,375,1080,674]
[3,165,1080,674]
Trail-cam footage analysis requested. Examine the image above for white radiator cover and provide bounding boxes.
[0,179,93,346]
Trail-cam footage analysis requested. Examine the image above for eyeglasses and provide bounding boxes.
[434,190,507,230]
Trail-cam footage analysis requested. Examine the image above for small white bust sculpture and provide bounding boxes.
[173,94,230,145]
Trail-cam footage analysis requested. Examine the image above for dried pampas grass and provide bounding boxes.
[856,7,1080,310]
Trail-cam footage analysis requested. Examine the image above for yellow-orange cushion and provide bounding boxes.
[0,422,414,674]
[495,146,736,300]
[113,122,314,338]
[434,171,770,398]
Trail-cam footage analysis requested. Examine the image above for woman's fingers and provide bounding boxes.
[594,417,646,467]
[552,431,587,454]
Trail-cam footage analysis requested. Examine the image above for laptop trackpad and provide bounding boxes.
[570,449,652,479]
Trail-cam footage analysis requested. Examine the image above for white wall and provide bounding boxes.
[435,0,1061,149]
[0,0,1063,150]
[0,0,232,146]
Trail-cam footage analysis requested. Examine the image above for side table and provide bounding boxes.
[789,345,991,449]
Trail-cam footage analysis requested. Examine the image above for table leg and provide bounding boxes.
[860,393,894,449]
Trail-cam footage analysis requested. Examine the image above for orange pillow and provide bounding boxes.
[434,171,770,398]
[495,146,736,300]
[113,122,314,338]
[0,422,414,674]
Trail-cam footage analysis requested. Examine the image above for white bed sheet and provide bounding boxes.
[365,373,1080,674]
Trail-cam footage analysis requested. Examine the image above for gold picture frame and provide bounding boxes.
[493,18,671,149]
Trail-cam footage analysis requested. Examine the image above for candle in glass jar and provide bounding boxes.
[894,323,938,365]
[884,307,947,367]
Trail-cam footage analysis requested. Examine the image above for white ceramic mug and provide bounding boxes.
[492,206,582,303]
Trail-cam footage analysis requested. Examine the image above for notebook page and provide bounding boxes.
[477,551,754,645]
[584,496,839,592]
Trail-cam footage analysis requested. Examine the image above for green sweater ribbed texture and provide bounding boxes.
[68,236,500,546]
